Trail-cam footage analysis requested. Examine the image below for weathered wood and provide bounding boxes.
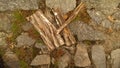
[36,10,65,46]
[26,15,55,50]
[26,3,80,50]
[27,13,55,50]
[26,9,65,50]
[57,2,85,34]
[44,8,65,46]
[52,9,71,46]
[52,8,76,46]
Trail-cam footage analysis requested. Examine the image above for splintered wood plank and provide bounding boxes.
[52,8,76,46]
[57,2,85,34]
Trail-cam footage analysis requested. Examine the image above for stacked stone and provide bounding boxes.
[0,0,120,68]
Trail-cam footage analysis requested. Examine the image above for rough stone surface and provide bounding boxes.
[113,22,120,31]
[101,19,112,29]
[46,0,76,14]
[51,48,72,68]
[35,42,45,49]
[0,13,11,33]
[82,0,120,15]
[87,9,114,30]
[0,0,120,68]
[87,10,105,24]
[0,32,7,48]
[92,45,106,68]
[35,42,49,54]
[30,55,50,66]
[64,45,76,55]
[74,43,91,67]
[57,52,71,68]
[111,49,120,68]
[16,33,36,47]
[22,22,33,31]
[112,10,120,21]
[69,21,106,41]
[112,10,120,31]
[104,32,120,52]
[0,0,39,11]
[3,49,20,68]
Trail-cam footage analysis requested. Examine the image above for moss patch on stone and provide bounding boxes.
[10,10,26,42]
[19,60,29,68]
[0,49,5,56]
[71,6,91,23]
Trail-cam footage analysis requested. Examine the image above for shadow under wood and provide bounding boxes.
[82,40,105,45]
[0,55,4,68]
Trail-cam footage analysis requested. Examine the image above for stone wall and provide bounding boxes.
[0,0,120,68]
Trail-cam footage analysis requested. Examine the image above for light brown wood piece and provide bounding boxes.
[52,8,76,46]
[57,2,85,34]
[26,15,55,50]
[26,9,65,50]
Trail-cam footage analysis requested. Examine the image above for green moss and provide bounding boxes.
[0,49,5,56]
[71,7,91,23]
[19,60,29,68]
[11,22,22,42]
[32,29,40,37]
[82,40,97,45]
[13,10,26,23]
[83,40,92,45]
[10,10,26,42]
[53,61,59,68]
[36,38,44,44]
[13,48,21,56]
[71,15,81,22]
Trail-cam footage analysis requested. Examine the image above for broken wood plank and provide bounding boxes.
[26,9,65,50]
[26,15,55,50]
[52,8,76,46]
[35,10,65,46]
[26,3,80,50]
[57,2,85,34]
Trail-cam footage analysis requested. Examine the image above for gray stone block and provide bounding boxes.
[46,0,76,14]
[0,0,39,11]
